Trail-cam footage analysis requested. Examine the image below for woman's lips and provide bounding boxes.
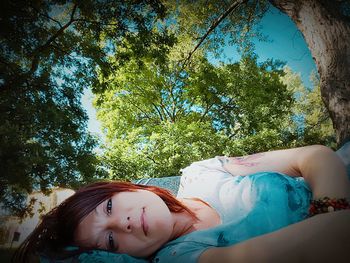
[141,207,148,236]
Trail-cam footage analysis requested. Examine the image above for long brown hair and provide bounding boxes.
[13,181,197,262]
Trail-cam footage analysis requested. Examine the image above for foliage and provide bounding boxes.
[0,0,337,214]
[280,68,336,148]
[0,0,171,215]
[163,0,270,56]
[162,0,344,144]
[95,40,294,180]
[94,4,335,179]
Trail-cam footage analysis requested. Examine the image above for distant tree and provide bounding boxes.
[0,0,171,215]
[166,0,350,145]
[95,40,293,180]
[281,68,336,147]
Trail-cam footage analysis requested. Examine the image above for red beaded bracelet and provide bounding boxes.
[309,197,350,217]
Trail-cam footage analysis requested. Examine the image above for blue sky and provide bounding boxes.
[81,5,316,137]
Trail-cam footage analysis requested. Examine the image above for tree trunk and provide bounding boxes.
[269,0,350,146]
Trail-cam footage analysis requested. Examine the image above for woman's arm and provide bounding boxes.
[219,145,350,199]
[199,210,350,263]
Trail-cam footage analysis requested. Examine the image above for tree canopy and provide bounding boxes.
[0,0,338,214]
[0,0,171,215]
[94,33,332,181]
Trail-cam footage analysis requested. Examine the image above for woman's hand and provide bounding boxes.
[220,145,350,199]
[199,210,350,263]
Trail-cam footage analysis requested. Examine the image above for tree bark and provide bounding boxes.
[269,0,350,146]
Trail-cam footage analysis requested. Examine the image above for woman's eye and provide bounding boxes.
[108,232,114,250]
[106,198,112,214]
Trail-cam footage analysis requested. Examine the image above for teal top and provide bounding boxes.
[152,157,312,263]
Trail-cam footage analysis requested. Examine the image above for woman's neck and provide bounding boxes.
[170,203,197,240]
[169,198,221,241]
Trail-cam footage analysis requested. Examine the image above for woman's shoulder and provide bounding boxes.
[178,157,233,192]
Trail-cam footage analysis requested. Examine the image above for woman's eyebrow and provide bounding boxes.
[94,201,104,215]
[92,224,106,250]
[94,206,100,215]
[90,204,105,249]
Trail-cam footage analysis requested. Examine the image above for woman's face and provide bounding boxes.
[74,189,175,258]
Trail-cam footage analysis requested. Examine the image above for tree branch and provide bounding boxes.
[30,4,63,28]
[29,4,78,75]
[182,0,248,67]
[160,101,173,122]
[146,155,160,165]
[73,18,122,27]
[152,103,165,122]
[199,102,214,122]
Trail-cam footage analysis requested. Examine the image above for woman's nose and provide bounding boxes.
[109,216,132,232]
